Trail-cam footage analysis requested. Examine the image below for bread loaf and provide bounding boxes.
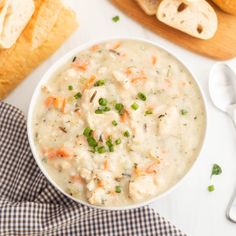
[0,3,78,99]
[212,0,236,16]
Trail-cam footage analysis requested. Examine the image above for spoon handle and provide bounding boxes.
[226,116,236,223]
[226,185,236,223]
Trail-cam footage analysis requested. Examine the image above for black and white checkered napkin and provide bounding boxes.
[0,102,186,236]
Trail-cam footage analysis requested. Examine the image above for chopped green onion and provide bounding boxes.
[87,136,97,148]
[95,106,110,114]
[94,80,105,87]
[211,164,222,177]
[103,107,110,112]
[95,108,103,114]
[98,98,108,106]
[68,85,73,91]
[83,127,92,137]
[123,130,130,137]
[115,138,121,145]
[115,185,122,193]
[131,103,139,110]
[145,110,153,116]
[180,109,188,115]
[137,92,146,101]
[208,185,215,192]
[74,92,82,99]
[115,103,124,114]
[112,120,118,126]
[97,146,106,154]
[112,16,120,23]
[106,138,114,152]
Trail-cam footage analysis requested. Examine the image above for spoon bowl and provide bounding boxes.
[209,63,236,115]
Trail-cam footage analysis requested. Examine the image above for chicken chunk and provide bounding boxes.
[129,175,158,202]
[157,106,180,136]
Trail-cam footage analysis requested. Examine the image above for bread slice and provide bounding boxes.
[0,0,35,48]
[135,0,159,15]
[28,0,63,49]
[0,4,78,99]
[156,0,218,40]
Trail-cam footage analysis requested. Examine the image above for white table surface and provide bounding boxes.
[4,1,236,235]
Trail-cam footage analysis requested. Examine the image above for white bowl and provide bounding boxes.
[27,37,207,210]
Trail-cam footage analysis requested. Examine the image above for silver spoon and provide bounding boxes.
[209,63,236,223]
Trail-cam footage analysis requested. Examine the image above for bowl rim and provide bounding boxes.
[27,36,208,211]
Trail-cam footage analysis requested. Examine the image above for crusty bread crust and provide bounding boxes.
[135,0,159,15]
[157,0,218,40]
[0,4,78,99]
[212,0,236,15]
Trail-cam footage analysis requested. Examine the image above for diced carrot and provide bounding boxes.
[131,76,147,84]
[120,110,129,123]
[152,56,157,66]
[53,97,62,109]
[90,44,100,52]
[103,160,109,170]
[61,98,67,113]
[125,67,133,76]
[44,96,55,107]
[46,149,57,160]
[83,75,96,91]
[97,180,104,188]
[134,165,143,176]
[146,160,160,174]
[111,42,121,50]
[72,59,88,71]
[70,175,85,184]
[76,110,81,116]
[56,147,74,158]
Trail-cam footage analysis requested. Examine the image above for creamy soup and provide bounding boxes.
[33,40,206,207]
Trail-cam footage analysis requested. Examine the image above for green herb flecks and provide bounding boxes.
[208,185,215,192]
[137,92,146,101]
[112,16,120,23]
[145,110,153,116]
[83,127,93,137]
[94,80,105,87]
[123,130,130,137]
[97,146,106,154]
[115,138,121,145]
[106,137,114,152]
[112,120,118,126]
[74,92,82,100]
[68,85,73,91]
[98,98,108,106]
[180,109,188,115]
[115,185,122,193]
[211,164,222,177]
[131,103,139,110]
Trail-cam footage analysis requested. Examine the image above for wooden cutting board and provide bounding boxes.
[111,0,236,60]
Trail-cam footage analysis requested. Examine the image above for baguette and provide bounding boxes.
[0,0,35,48]
[156,0,218,40]
[211,0,236,16]
[135,0,159,15]
[0,5,78,99]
